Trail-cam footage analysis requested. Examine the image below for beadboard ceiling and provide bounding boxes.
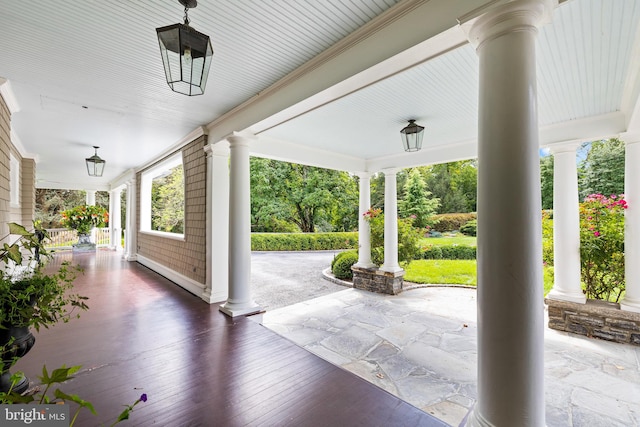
[0,0,639,190]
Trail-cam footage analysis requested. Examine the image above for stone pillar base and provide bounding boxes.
[73,243,96,253]
[546,298,640,346]
[352,265,404,295]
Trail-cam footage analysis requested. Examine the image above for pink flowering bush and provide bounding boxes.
[579,194,627,302]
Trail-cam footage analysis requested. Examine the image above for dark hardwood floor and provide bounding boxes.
[14,250,447,426]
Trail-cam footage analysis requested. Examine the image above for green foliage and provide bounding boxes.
[425,161,477,213]
[579,138,625,200]
[0,364,146,427]
[460,219,477,236]
[579,194,626,302]
[0,223,87,331]
[331,250,358,280]
[35,190,109,229]
[364,208,422,266]
[398,168,440,228]
[151,165,184,233]
[541,210,554,266]
[404,260,477,285]
[60,205,109,235]
[431,213,477,232]
[540,154,554,210]
[251,232,358,251]
[421,244,476,260]
[250,158,358,233]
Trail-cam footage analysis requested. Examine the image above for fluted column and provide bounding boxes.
[203,145,230,304]
[622,137,640,312]
[109,188,123,250]
[547,142,585,303]
[380,168,402,273]
[123,177,137,261]
[354,172,375,268]
[466,1,554,425]
[220,134,261,317]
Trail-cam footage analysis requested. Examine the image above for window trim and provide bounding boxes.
[9,154,20,208]
[140,152,185,238]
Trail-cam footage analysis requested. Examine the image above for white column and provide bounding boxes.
[219,134,261,317]
[466,1,553,426]
[86,190,96,206]
[622,137,640,312]
[109,188,123,250]
[547,142,585,303]
[202,145,230,304]
[123,178,137,261]
[380,168,402,273]
[354,172,375,268]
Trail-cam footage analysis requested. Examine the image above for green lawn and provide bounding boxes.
[405,259,554,296]
[419,235,477,247]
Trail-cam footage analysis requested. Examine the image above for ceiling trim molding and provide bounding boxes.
[540,112,626,146]
[0,78,20,114]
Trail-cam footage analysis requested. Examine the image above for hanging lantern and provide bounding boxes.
[86,146,106,177]
[400,120,425,152]
[156,0,213,96]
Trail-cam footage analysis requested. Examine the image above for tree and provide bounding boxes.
[398,168,439,228]
[540,154,554,210]
[579,138,625,200]
[250,158,358,233]
[151,166,184,233]
[425,162,475,213]
[35,189,109,228]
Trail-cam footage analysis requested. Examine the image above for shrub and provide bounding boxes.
[431,213,476,232]
[365,208,422,266]
[580,194,626,302]
[421,244,476,260]
[460,219,477,236]
[541,210,554,266]
[251,232,358,251]
[332,250,358,280]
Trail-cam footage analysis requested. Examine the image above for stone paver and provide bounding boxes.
[260,287,640,427]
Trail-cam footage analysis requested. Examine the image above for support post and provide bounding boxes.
[622,137,640,312]
[380,168,402,273]
[354,171,375,268]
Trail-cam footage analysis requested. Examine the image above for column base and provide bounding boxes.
[219,301,263,317]
[379,264,403,273]
[546,288,586,304]
[353,261,376,269]
[464,408,495,427]
[352,266,404,295]
[201,288,228,305]
[621,296,640,313]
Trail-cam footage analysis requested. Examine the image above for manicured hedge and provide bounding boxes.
[251,232,358,251]
[421,244,476,260]
[431,213,477,232]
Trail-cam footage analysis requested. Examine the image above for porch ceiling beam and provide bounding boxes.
[205,0,495,144]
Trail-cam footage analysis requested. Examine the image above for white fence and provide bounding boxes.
[45,228,111,249]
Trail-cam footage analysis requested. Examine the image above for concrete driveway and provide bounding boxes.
[251,250,350,311]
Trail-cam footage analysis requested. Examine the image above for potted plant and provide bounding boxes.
[60,205,109,250]
[0,223,88,393]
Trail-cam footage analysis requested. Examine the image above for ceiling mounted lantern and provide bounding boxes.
[156,0,213,96]
[86,146,106,177]
[400,119,425,152]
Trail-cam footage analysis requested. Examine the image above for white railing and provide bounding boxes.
[44,228,111,249]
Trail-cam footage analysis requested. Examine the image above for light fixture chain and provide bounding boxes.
[183,6,190,25]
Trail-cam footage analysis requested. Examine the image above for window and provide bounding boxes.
[140,153,184,237]
[10,154,19,208]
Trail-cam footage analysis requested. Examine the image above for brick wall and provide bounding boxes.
[136,135,207,284]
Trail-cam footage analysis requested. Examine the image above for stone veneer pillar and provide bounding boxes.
[220,134,261,317]
[466,1,553,425]
[203,145,230,304]
[380,168,402,273]
[354,172,375,268]
[547,142,585,303]
[622,137,640,313]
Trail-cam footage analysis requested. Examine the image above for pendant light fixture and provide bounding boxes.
[86,146,106,177]
[156,0,214,96]
[400,120,425,152]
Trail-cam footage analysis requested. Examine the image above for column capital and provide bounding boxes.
[204,143,230,158]
[227,132,256,147]
[468,0,556,50]
[548,140,583,155]
[619,132,640,145]
[353,171,372,179]
[381,167,400,176]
